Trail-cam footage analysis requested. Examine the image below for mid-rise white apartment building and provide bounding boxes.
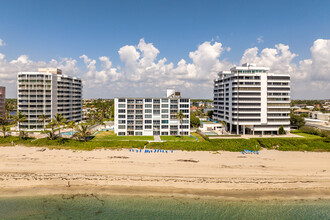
[213,63,290,135]
[114,89,190,136]
[17,68,82,130]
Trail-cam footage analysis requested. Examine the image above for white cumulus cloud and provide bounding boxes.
[0,37,329,99]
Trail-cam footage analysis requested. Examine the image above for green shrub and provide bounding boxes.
[148,138,260,152]
[255,138,330,152]
[278,125,285,135]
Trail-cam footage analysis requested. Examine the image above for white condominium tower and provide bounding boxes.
[114,89,190,136]
[213,63,290,135]
[17,68,82,130]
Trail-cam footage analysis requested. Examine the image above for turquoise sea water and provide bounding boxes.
[0,195,329,219]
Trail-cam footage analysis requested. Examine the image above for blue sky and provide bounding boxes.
[0,0,329,98]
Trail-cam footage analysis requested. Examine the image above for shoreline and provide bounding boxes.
[1,185,330,201]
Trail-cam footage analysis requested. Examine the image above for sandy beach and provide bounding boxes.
[0,146,329,200]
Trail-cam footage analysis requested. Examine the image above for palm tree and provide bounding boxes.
[176,111,185,136]
[38,114,49,132]
[14,111,27,140]
[54,113,67,137]
[74,124,91,142]
[66,121,76,138]
[0,117,9,138]
[46,119,57,140]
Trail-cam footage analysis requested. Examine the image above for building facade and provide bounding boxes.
[114,89,190,136]
[213,63,290,135]
[0,86,5,118]
[17,68,82,130]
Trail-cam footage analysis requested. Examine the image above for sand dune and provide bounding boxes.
[0,146,329,200]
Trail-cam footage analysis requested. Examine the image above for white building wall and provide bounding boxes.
[260,73,267,124]
[213,63,290,135]
[114,95,190,136]
[17,69,82,130]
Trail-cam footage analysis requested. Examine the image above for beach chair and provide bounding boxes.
[241,151,245,154]
[256,151,259,155]
[171,150,173,153]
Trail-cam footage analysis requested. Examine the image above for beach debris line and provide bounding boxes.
[176,159,199,163]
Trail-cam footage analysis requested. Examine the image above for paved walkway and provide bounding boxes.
[153,135,162,142]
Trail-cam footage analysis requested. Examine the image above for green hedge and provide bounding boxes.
[24,138,148,150]
[0,136,34,145]
[148,138,260,152]
[255,137,330,152]
[293,126,330,137]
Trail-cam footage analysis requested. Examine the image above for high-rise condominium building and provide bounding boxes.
[114,89,190,136]
[17,68,82,130]
[213,63,290,135]
[0,86,5,118]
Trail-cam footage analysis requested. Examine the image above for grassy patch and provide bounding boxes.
[92,131,154,141]
[291,132,322,139]
[160,132,205,142]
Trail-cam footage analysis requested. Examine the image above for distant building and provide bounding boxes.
[0,87,5,118]
[114,89,190,136]
[213,63,290,135]
[311,112,330,122]
[294,109,312,115]
[17,68,82,130]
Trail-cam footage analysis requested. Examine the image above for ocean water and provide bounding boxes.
[0,195,329,219]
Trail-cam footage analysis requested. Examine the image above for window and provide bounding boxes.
[161,132,168,135]
[161,125,168,129]
[145,114,152,118]
[118,99,126,102]
[181,109,189,113]
[118,125,125,129]
[161,98,168,102]
[161,114,168,118]
[135,131,143,135]
[153,110,160,115]
[145,125,152,129]
[118,120,126,124]
[161,120,168,124]
[180,99,189,103]
[153,99,160,104]
[118,109,126,113]
[118,115,126,118]
[161,104,168,108]
[180,125,189,129]
[145,104,152,108]
[180,104,189,108]
[118,132,126,136]
[118,104,126,108]
[161,109,168,113]
[145,99,152,102]
[144,120,152,124]
[145,109,152,113]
